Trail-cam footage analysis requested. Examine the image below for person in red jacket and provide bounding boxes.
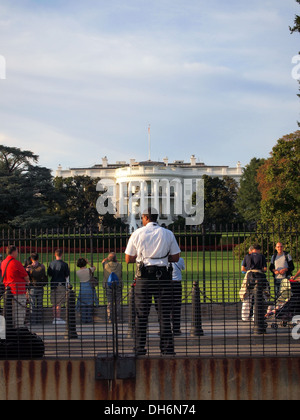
[1,246,30,328]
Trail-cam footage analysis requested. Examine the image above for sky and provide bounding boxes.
[0,0,299,172]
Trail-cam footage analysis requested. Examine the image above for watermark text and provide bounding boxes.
[96,178,204,227]
[292,55,300,80]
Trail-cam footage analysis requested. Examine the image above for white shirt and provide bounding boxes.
[273,253,291,280]
[76,267,96,283]
[125,222,181,267]
[172,257,185,281]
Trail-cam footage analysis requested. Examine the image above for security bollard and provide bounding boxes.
[190,281,204,337]
[65,285,78,340]
[127,282,136,339]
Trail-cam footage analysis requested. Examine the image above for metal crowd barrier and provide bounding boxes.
[0,225,298,360]
[0,279,298,360]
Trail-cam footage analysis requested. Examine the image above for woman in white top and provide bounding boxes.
[76,258,99,323]
[171,257,185,335]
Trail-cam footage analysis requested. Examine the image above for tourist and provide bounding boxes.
[26,253,48,325]
[1,246,30,328]
[76,258,99,324]
[171,257,185,335]
[102,253,122,324]
[239,244,269,322]
[269,242,294,298]
[291,269,300,281]
[47,250,70,325]
[241,246,254,273]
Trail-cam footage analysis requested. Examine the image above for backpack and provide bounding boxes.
[107,272,119,288]
[28,263,48,287]
[246,271,268,291]
[0,328,45,359]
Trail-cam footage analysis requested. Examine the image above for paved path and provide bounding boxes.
[28,319,300,358]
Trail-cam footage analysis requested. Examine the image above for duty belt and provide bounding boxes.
[144,266,168,280]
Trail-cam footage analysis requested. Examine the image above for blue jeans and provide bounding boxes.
[29,287,44,324]
[76,283,98,323]
[80,306,93,323]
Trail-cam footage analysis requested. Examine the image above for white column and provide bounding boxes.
[128,182,134,215]
[140,180,146,214]
[166,180,171,217]
[153,179,159,212]
[160,179,170,216]
[118,182,127,216]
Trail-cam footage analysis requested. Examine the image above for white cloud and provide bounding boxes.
[0,0,299,171]
[0,113,86,171]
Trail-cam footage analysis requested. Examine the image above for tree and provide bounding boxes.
[235,158,265,224]
[0,145,38,176]
[0,145,58,229]
[201,175,240,226]
[256,132,300,226]
[53,176,101,229]
[290,0,300,126]
[290,0,300,34]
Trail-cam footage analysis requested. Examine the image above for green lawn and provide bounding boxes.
[19,250,277,305]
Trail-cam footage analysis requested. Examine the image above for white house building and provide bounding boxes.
[56,156,243,227]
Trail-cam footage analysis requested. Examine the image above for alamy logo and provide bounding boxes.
[0,316,5,340]
[0,55,6,80]
[292,55,300,81]
[291,316,300,340]
[96,178,204,226]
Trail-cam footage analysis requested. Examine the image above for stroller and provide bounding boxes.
[265,279,300,330]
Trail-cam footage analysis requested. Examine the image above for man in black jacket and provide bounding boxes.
[48,249,70,325]
[27,253,48,325]
[240,244,268,322]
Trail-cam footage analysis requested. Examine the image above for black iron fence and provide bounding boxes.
[0,225,299,359]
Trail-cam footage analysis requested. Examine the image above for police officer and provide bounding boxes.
[240,244,268,322]
[125,207,181,356]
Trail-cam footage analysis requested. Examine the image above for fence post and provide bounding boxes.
[190,281,204,337]
[65,285,78,340]
[4,286,13,334]
[202,225,206,303]
[89,228,94,266]
[127,282,136,339]
[253,278,267,335]
[112,282,119,357]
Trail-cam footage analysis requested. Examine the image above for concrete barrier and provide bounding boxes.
[0,357,300,400]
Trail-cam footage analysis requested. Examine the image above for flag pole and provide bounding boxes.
[148,124,151,161]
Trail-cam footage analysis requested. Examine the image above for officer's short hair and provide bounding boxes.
[142,207,159,222]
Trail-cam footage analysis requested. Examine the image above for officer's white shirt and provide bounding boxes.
[125,222,181,267]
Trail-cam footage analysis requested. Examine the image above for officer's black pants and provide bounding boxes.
[135,277,174,355]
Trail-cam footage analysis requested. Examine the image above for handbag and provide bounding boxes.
[89,268,99,289]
